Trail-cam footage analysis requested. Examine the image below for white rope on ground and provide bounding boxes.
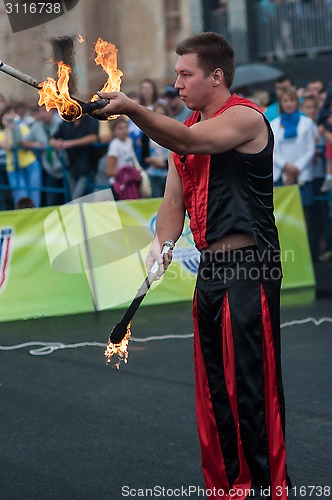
[0,341,106,356]
[280,316,332,328]
[0,317,331,357]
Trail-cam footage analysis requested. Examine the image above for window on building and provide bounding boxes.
[51,37,76,92]
[164,0,182,34]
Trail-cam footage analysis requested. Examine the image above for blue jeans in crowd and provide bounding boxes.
[7,160,42,207]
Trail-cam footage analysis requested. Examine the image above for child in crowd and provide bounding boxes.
[105,116,141,200]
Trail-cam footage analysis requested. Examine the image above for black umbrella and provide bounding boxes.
[231,63,284,90]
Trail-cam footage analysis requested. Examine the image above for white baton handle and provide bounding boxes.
[150,239,175,275]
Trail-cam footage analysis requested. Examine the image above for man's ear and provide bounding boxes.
[212,68,224,86]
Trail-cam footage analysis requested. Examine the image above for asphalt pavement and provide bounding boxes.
[0,296,331,500]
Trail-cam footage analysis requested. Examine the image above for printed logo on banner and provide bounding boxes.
[4,0,80,33]
[0,227,13,291]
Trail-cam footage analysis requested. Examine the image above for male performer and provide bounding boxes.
[92,32,290,500]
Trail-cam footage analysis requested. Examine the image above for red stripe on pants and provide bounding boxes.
[222,293,252,499]
[261,285,288,500]
[193,292,230,499]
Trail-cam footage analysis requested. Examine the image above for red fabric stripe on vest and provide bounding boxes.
[193,292,230,498]
[222,293,252,499]
[260,285,288,500]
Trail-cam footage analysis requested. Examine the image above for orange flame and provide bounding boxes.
[37,39,122,122]
[38,62,82,122]
[78,34,85,43]
[104,323,131,369]
[91,37,123,119]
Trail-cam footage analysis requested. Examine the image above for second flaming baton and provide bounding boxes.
[0,59,110,120]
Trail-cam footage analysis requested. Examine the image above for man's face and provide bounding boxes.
[3,109,16,126]
[306,81,324,96]
[174,53,212,111]
[166,95,182,113]
[275,80,294,98]
[15,106,27,119]
[302,100,318,121]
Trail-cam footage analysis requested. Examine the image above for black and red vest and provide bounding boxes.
[173,94,281,262]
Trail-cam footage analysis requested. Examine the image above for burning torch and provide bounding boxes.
[0,37,122,121]
[104,240,175,367]
[0,59,109,121]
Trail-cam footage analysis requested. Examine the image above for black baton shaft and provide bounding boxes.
[117,240,175,327]
[80,99,110,113]
[120,276,153,326]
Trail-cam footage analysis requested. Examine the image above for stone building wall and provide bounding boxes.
[0,0,193,105]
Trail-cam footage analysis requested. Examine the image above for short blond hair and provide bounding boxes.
[278,87,299,112]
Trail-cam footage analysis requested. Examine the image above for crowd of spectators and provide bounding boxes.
[0,79,192,209]
[0,73,332,263]
[246,74,332,262]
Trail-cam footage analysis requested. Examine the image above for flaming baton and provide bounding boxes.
[105,240,175,369]
[0,38,122,121]
[0,59,109,120]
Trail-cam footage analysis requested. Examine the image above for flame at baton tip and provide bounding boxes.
[37,62,82,122]
[91,37,123,120]
[37,38,122,122]
[78,34,85,43]
[104,324,131,369]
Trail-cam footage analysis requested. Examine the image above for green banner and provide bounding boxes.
[0,185,315,322]
[0,206,95,322]
[274,185,315,290]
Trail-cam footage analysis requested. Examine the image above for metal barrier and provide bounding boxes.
[0,143,109,209]
[0,147,70,208]
[211,1,332,60]
[1,144,331,211]
[256,0,332,59]
[210,8,231,43]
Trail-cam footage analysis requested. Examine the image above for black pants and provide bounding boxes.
[193,246,289,499]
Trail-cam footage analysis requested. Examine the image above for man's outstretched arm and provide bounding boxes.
[92,92,265,156]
